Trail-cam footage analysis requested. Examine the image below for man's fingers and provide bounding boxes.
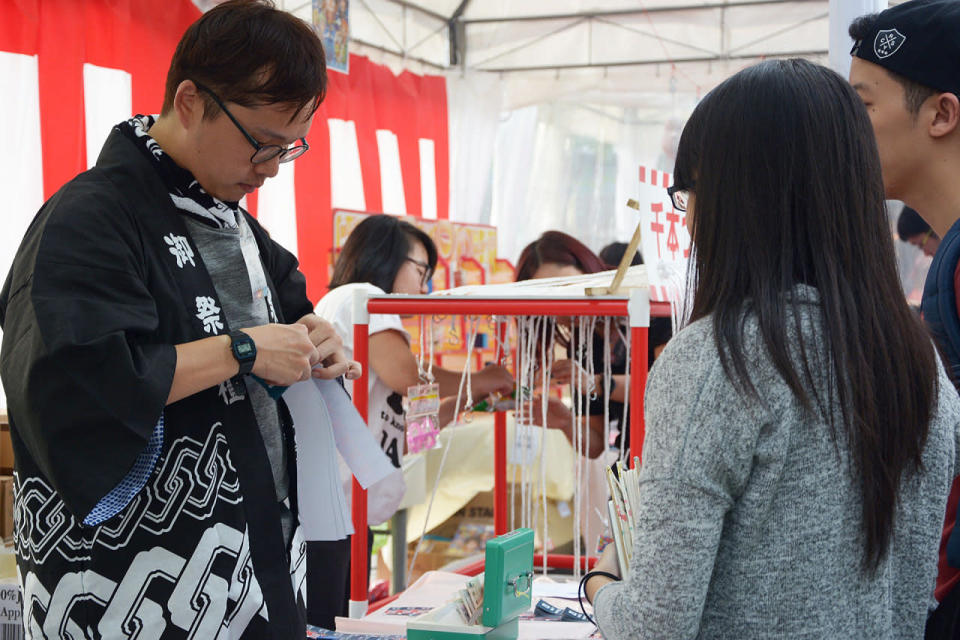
[312,361,349,379]
[307,325,334,346]
[313,340,343,363]
[297,315,338,347]
[295,313,323,331]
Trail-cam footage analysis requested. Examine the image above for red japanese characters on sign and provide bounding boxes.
[637,166,691,303]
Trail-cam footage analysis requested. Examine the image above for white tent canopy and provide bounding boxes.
[275,0,908,108]
[272,0,896,261]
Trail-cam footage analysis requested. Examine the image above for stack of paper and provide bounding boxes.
[606,459,642,577]
[453,575,484,624]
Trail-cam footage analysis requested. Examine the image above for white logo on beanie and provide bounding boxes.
[874,29,906,59]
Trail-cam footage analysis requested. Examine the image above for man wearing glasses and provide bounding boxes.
[0,1,351,637]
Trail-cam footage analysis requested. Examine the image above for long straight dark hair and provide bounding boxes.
[676,59,938,573]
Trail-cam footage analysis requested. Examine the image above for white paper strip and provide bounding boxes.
[318,379,397,489]
[288,378,399,541]
[287,378,352,541]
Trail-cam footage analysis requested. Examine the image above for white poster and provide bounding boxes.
[637,166,690,304]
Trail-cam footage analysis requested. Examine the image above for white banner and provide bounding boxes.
[637,166,690,304]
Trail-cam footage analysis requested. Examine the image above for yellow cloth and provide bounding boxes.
[403,413,576,543]
[378,414,582,574]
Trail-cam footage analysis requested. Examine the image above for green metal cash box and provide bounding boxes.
[407,528,534,640]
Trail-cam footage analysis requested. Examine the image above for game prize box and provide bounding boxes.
[407,528,534,640]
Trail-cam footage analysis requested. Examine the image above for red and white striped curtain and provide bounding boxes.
[0,0,450,304]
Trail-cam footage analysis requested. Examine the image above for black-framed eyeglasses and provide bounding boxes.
[667,183,692,212]
[405,257,434,286]
[193,81,309,165]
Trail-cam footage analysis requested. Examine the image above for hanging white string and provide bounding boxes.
[620,319,632,463]
[417,316,427,382]
[582,316,597,561]
[613,320,629,355]
[527,317,543,529]
[539,317,556,574]
[603,317,613,459]
[600,318,613,557]
[427,316,435,381]
[406,316,480,587]
[416,315,437,384]
[571,317,584,582]
[515,315,540,531]
[519,317,531,529]
[510,317,526,532]
[511,317,524,531]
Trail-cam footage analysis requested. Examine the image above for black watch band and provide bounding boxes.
[229,330,257,376]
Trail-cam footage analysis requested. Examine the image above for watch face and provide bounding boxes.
[236,342,254,358]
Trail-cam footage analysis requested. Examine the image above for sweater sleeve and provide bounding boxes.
[593,481,730,640]
[592,319,771,639]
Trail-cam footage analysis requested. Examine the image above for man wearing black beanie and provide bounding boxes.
[849,1,960,636]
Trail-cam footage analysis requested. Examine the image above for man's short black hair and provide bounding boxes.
[896,206,931,240]
[163,0,327,121]
[849,13,936,115]
[599,242,643,268]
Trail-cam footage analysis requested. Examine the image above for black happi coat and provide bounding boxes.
[0,129,313,638]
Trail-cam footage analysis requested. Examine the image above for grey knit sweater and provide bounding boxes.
[593,287,960,639]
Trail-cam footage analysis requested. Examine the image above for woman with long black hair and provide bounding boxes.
[584,59,960,638]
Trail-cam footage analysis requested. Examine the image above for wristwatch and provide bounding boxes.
[229,330,257,375]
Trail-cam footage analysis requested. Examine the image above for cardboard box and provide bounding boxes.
[0,477,13,543]
[428,492,495,540]
[427,488,577,556]
[0,415,12,476]
[404,538,454,585]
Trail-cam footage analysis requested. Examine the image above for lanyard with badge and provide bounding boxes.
[238,214,287,399]
[406,316,441,454]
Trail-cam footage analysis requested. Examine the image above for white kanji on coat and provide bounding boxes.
[218,380,244,405]
[164,233,196,268]
[195,296,224,335]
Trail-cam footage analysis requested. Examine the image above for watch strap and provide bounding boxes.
[229,330,257,376]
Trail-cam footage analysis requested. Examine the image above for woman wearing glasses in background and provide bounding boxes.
[306,214,514,629]
[583,58,960,638]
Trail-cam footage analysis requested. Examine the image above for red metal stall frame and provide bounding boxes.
[349,291,671,615]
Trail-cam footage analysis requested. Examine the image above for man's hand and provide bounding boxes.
[344,360,362,380]
[526,396,574,430]
[550,359,590,387]
[471,364,515,398]
[295,314,350,380]
[241,323,317,386]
